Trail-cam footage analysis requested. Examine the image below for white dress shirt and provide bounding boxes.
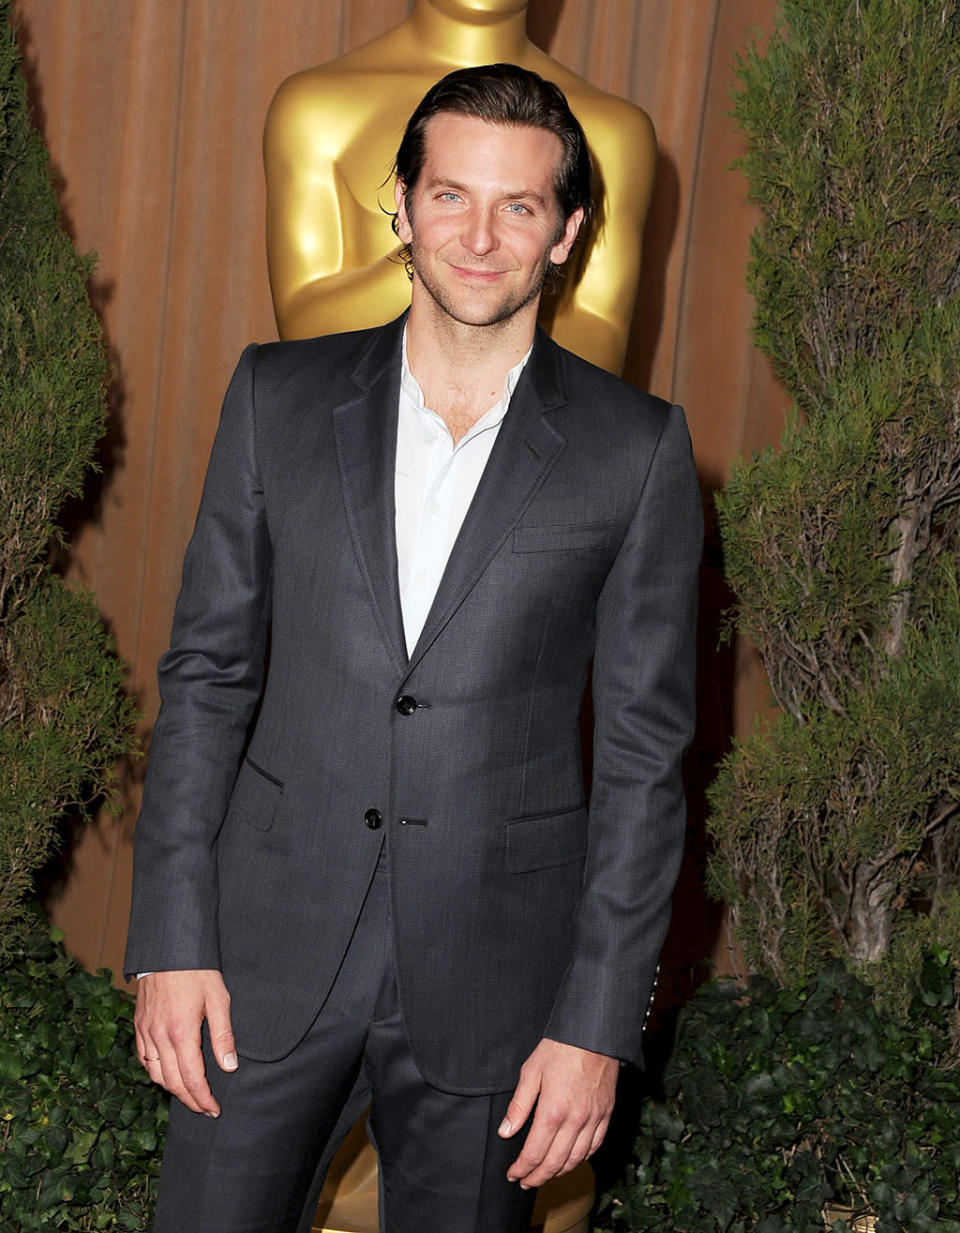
[395,332,531,655]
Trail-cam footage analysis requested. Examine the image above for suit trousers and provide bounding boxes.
[152,854,539,1233]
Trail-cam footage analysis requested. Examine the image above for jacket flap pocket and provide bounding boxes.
[505,806,588,873]
[513,524,610,553]
[231,757,283,832]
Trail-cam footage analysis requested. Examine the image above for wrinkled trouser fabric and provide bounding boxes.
[152,858,538,1233]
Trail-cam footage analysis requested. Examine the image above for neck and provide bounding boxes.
[406,292,536,432]
[408,1,529,66]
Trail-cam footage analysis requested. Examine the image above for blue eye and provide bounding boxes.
[506,202,531,215]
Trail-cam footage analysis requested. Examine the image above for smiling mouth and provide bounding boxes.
[449,264,511,281]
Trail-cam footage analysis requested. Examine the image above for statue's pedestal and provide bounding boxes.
[312,1117,594,1233]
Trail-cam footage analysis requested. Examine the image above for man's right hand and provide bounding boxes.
[134,969,237,1116]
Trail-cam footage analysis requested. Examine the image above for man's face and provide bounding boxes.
[394,113,583,331]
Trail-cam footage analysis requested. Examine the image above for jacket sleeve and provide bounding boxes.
[124,344,271,978]
[544,403,702,1066]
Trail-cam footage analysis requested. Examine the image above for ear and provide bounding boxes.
[549,207,584,267]
[395,179,413,245]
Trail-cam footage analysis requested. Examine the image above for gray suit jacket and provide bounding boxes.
[125,313,702,1094]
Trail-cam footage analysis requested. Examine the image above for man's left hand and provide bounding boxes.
[498,1037,619,1189]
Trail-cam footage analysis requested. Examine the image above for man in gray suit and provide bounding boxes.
[126,64,701,1233]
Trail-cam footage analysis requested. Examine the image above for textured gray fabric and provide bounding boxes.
[152,864,537,1233]
[125,312,702,1092]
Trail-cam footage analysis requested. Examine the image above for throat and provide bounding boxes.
[405,309,532,443]
[431,383,502,445]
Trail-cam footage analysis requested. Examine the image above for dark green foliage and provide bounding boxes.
[0,7,150,1221]
[0,1,106,592]
[737,0,960,414]
[0,576,139,944]
[707,0,960,1006]
[598,959,960,1233]
[0,0,138,953]
[0,926,167,1231]
[598,7,960,1228]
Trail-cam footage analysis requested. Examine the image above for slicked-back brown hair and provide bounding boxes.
[391,62,594,275]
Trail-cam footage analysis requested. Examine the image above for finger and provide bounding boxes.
[153,1028,220,1117]
[509,1110,583,1189]
[176,1041,221,1117]
[138,1033,165,1085]
[143,1029,217,1117]
[171,1031,221,1117]
[506,1093,581,1183]
[498,1065,541,1139]
[135,1012,159,1076]
[134,1003,152,1070]
[587,1114,610,1159]
[206,991,238,1073]
[134,1023,147,1068]
[555,1119,603,1179]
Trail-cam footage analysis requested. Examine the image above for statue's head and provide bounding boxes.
[392,62,594,255]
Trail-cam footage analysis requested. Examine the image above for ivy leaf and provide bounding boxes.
[0,1046,23,1082]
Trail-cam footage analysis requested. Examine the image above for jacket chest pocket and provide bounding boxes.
[512,524,610,554]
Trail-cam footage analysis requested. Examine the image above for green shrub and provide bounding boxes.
[0,4,154,1226]
[707,0,960,1010]
[0,926,167,1231]
[599,957,960,1233]
[0,0,138,956]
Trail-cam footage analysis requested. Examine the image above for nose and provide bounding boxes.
[462,206,498,256]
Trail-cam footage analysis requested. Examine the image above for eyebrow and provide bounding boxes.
[425,177,549,207]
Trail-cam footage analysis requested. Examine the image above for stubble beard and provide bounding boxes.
[409,242,552,332]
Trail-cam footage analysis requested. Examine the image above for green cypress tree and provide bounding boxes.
[0,12,164,1226]
[0,0,138,958]
[707,0,960,1013]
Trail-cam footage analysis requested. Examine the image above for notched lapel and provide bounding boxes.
[406,334,568,672]
[333,320,408,675]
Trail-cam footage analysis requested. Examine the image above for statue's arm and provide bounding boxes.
[549,106,657,375]
[264,76,411,340]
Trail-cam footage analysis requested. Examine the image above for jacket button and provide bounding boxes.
[364,809,383,830]
[395,695,418,716]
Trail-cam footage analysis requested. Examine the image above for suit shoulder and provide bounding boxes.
[249,320,400,401]
[253,323,382,372]
[551,338,673,424]
[227,323,398,437]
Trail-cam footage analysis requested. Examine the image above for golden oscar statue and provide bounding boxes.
[265,5,656,1229]
[264,0,656,376]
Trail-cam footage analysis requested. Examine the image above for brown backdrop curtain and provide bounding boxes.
[13,0,786,986]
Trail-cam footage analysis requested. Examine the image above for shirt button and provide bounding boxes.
[364,809,383,830]
[395,695,418,716]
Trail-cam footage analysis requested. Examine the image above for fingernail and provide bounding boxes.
[223,1052,238,1071]
[205,1111,219,1119]
[498,1119,511,1136]
[520,1183,530,1191]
